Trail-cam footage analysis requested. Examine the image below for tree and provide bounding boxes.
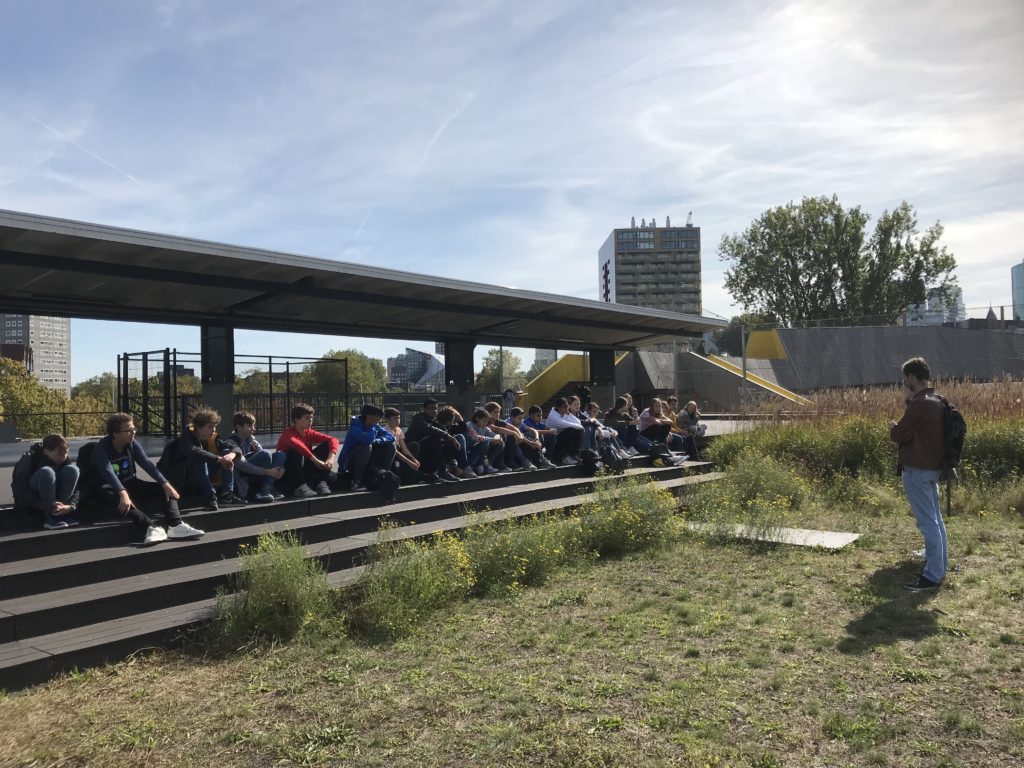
[71,372,119,408]
[710,312,777,356]
[0,358,68,437]
[315,349,386,394]
[719,196,958,326]
[525,355,553,381]
[475,348,526,394]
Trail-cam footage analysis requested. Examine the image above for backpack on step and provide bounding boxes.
[367,467,400,504]
[649,441,684,468]
[578,448,603,477]
[599,443,626,475]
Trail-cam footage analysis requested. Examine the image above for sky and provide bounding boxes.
[1,0,1022,384]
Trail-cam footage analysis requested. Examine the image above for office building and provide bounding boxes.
[1012,261,1024,321]
[905,287,966,326]
[598,215,701,314]
[387,347,445,390]
[1,314,71,396]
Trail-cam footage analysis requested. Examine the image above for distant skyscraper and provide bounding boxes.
[904,287,967,326]
[598,216,701,314]
[387,347,444,390]
[1,314,71,396]
[1012,261,1024,321]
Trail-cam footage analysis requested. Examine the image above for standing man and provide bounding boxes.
[889,357,948,592]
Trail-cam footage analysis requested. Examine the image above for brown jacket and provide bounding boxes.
[890,388,945,471]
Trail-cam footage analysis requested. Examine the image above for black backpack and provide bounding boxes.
[937,395,967,471]
[579,448,602,477]
[75,441,100,488]
[599,442,626,475]
[649,442,684,467]
[156,437,180,475]
[367,468,400,504]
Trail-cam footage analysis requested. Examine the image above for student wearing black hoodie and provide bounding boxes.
[11,433,80,529]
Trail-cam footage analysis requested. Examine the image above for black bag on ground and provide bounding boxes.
[649,442,684,467]
[367,468,400,504]
[579,448,602,477]
[599,442,625,475]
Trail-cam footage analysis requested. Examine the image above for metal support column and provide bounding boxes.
[442,339,476,418]
[586,348,616,411]
[200,323,235,422]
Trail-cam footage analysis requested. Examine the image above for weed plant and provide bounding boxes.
[576,474,679,557]
[462,512,592,597]
[345,528,475,641]
[211,531,330,649]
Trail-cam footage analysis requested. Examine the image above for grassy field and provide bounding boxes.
[1,487,1021,767]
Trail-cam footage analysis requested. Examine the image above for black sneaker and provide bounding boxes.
[439,470,460,483]
[904,575,942,592]
[218,493,248,506]
[424,472,442,484]
[204,496,219,511]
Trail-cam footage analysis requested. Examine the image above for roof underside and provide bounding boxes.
[0,210,725,350]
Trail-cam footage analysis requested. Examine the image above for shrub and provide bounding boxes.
[577,474,679,557]
[211,531,330,648]
[347,528,474,641]
[463,512,591,597]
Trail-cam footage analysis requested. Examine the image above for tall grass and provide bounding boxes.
[211,532,331,649]
[347,475,680,638]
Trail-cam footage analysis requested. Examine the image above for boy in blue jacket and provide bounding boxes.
[339,404,396,491]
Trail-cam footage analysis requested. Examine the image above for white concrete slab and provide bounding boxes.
[687,522,860,550]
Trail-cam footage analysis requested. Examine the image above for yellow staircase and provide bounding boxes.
[704,354,814,406]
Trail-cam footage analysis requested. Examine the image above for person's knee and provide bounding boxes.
[58,464,80,480]
[32,466,58,484]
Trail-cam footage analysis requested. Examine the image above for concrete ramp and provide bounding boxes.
[679,352,813,410]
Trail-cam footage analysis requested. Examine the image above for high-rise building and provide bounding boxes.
[386,347,444,390]
[905,287,967,326]
[0,314,71,396]
[598,215,701,314]
[1012,261,1024,321]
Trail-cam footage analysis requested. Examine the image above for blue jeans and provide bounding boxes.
[29,465,80,524]
[903,467,947,583]
[235,449,286,498]
[467,439,503,468]
[185,455,234,499]
[446,433,469,468]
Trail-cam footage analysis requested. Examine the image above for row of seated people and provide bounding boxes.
[10,397,703,545]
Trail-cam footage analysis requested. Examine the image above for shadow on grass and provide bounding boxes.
[837,563,939,655]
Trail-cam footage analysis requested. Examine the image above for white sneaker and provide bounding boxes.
[142,525,168,546]
[457,466,476,479]
[167,522,205,540]
[560,455,579,466]
[523,462,538,471]
[316,480,332,496]
[912,548,926,559]
[293,483,317,498]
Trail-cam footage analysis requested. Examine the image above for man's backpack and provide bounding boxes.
[75,441,100,487]
[937,395,967,472]
[599,442,626,475]
[579,448,603,477]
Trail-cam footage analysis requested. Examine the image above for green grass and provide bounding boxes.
[1,501,1021,767]
[2,421,1022,767]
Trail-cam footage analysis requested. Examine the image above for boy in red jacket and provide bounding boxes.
[276,403,340,498]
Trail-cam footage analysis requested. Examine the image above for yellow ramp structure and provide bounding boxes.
[518,353,586,408]
[706,354,814,407]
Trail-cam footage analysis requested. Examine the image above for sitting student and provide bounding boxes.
[523,405,558,457]
[339,404,397,491]
[83,413,204,545]
[11,433,80,529]
[276,403,339,498]
[545,397,585,465]
[482,401,533,471]
[583,402,629,458]
[382,407,421,485]
[664,395,690,447]
[229,411,286,503]
[172,409,245,511]
[506,406,554,469]
[567,395,598,450]
[404,398,460,483]
[675,400,703,460]
[436,405,475,478]
[638,398,685,452]
[604,397,643,455]
[465,408,505,475]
